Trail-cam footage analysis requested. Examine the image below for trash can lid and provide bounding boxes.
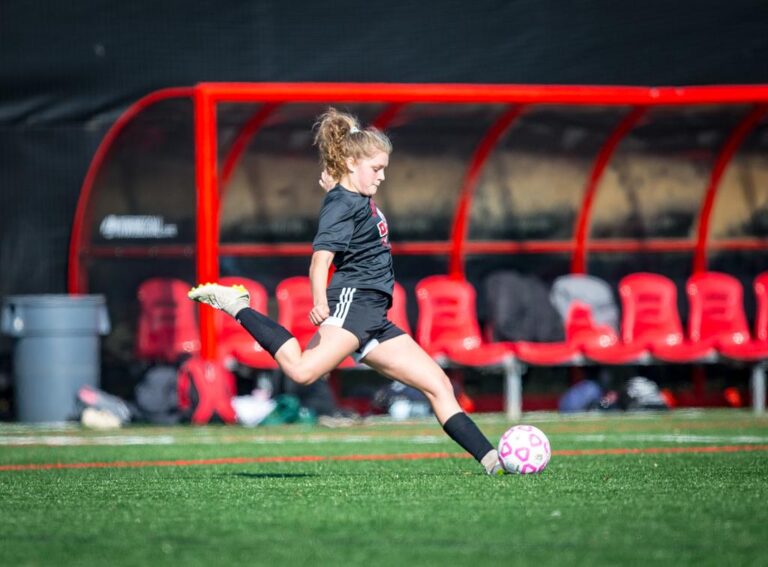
[3,294,106,307]
[2,294,110,337]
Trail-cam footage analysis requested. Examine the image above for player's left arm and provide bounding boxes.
[309,250,334,325]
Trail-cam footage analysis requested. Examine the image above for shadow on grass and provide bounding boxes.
[229,472,318,479]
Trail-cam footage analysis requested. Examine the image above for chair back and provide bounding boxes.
[565,301,618,348]
[551,274,619,330]
[217,276,269,345]
[415,275,483,353]
[276,276,316,348]
[686,272,750,346]
[754,272,768,342]
[619,273,683,347]
[387,281,412,336]
[136,277,200,362]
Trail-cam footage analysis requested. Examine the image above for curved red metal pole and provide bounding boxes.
[571,106,647,273]
[372,102,407,130]
[219,102,405,200]
[220,102,281,191]
[194,87,221,360]
[448,105,525,278]
[67,87,194,294]
[693,104,768,273]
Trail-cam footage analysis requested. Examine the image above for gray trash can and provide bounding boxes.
[1,295,110,422]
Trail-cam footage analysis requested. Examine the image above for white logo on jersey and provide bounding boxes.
[375,207,389,240]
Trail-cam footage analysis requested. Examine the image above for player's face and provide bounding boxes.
[349,151,389,197]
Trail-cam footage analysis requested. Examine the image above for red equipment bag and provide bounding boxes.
[177,355,237,424]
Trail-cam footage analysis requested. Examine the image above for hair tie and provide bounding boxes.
[349,126,360,134]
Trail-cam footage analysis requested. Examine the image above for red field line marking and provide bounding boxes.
[555,444,768,456]
[1,445,768,472]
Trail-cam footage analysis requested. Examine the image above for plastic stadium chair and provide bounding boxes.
[708,272,768,413]
[514,301,618,365]
[415,275,520,417]
[276,276,355,368]
[550,274,620,331]
[686,272,753,349]
[754,272,768,344]
[618,273,714,363]
[750,272,768,412]
[136,277,200,363]
[688,271,768,413]
[387,281,412,336]
[415,275,516,366]
[216,276,278,369]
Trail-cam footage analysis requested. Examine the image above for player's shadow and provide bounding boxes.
[228,472,318,479]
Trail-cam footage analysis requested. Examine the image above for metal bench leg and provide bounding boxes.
[503,358,524,421]
[752,362,766,415]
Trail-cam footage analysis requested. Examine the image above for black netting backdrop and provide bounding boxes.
[2,0,768,363]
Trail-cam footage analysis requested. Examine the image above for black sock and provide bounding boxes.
[442,412,495,463]
[235,308,294,357]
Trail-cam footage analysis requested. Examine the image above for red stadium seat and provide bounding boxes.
[416,275,522,417]
[708,272,768,362]
[136,277,200,363]
[580,293,650,364]
[617,273,714,363]
[690,271,768,413]
[276,276,355,368]
[755,272,768,343]
[415,275,515,367]
[515,302,618,365]
[388,281,412,336]
[687,272,751,347]
[516,298,654,366]
[216,276,278,369]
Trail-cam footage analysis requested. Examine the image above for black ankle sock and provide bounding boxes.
[235,308,294,357]
[442,412,495,463]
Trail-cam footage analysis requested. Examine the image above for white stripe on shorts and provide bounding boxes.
[324,287,356,327]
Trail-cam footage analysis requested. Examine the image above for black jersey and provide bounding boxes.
[312,185,395,297]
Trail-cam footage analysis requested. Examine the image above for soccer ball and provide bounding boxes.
[498,425,551,474]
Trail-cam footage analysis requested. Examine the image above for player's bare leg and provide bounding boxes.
[362,334,504,475]
[189,283,358,385]
[360,333,461,423]
[273,325,359,385]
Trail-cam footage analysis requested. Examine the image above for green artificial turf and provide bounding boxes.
[1,410,767,566]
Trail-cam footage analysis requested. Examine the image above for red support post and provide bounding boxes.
[194,87,221,360]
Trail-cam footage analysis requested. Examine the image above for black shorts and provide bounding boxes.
[322,287,406,361]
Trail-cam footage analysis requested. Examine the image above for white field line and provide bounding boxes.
[0,434,448,447]
[572,434,768,444]
[2,431,768,447]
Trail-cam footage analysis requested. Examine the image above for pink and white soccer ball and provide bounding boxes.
[498,425,551,474]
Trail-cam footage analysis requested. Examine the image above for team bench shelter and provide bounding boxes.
[69,83,768,420]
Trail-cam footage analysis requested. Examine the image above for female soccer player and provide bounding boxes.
[189,108,505,475]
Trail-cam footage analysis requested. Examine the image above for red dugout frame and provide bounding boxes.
[69,82,768,360]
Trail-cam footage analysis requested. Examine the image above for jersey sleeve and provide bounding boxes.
[312,196,355,252]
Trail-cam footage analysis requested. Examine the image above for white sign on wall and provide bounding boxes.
[99,215,179,239]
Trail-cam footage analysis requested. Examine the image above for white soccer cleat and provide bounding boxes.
[188,283,250,317]
[482,449,508,476]
[488,461,508,476]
